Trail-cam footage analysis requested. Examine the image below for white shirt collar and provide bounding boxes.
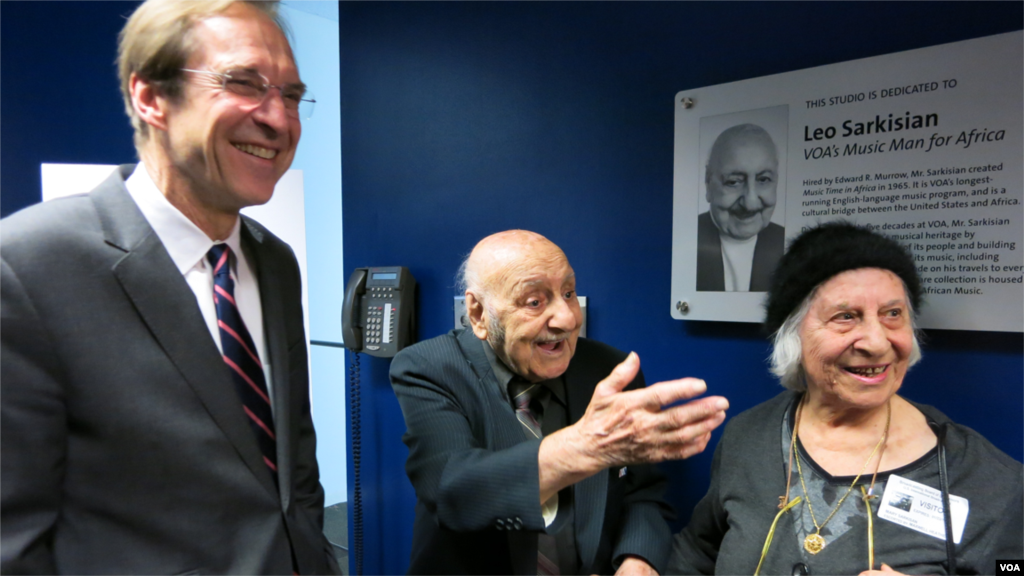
[125,163,243,275]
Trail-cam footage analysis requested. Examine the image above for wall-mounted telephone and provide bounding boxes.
[341,267,416,574]
[341,266,417,358]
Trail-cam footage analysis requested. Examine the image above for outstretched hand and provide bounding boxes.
[539,353,728,501]
[573,352,728,468]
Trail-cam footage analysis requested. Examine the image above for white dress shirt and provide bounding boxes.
[719,232,759,292]
[125,164,274,409]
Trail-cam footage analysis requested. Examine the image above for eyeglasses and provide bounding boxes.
[181,68,316,119]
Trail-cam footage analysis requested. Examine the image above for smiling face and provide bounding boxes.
[705,126,778,241]
[466,232,583,382]
[160,3,300,217]
[799,268,915,410]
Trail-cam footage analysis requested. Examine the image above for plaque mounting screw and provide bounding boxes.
[676,301,690,314]
[680,97,694,109]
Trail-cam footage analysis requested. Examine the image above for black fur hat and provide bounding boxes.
[764,221,923,335]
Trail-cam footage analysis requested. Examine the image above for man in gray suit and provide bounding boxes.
[1,1,339,573]
[390,230,730,575]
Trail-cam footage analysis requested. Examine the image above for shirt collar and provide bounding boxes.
[125,163,243,275]
[718,230,759,246]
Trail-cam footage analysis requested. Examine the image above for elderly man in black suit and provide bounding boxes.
[390,230,730,575]
[1,1,339,573]
[696,123,785,292]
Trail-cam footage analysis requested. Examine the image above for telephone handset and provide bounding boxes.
[341,266,416,358]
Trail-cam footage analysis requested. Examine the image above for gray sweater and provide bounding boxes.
[668,392,1023,575]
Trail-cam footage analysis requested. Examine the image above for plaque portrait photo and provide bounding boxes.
[696,106,789,292]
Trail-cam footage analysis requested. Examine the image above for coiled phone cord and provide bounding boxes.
[348,350,364,576]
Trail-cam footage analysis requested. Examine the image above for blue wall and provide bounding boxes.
[339,3,1023,574]
[0,2,138,216]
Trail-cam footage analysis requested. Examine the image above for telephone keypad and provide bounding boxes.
[363,287,405,346]
[364,301,397,345]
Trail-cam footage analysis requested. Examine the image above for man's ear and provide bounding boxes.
[130,72,170,133]
[464,292,489,341]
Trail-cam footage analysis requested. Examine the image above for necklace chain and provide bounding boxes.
[791,395,891,554]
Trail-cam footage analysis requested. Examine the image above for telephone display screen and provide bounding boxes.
[372,273,397,280]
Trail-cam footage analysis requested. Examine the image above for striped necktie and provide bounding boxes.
[208,244,278,482]
[510,380,560,576]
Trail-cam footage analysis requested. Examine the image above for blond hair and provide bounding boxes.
[117,0,290,148]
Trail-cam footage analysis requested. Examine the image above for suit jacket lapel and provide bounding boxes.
[696,212,726,291]
[455,329,524,451]
[564,349,608,571]
[751,226,777,292]
[93,167,278,498]
[242,218,292,509]
[456,329,539,575]
[454,330,536,573]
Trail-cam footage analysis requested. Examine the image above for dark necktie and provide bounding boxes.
[207,244,278,482]
[510,380,560,576]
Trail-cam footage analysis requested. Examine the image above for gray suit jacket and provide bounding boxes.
[389,328,673,575]
[1,165,340,575]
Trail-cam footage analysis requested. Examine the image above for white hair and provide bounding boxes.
[768,279,923,391]
[455,253,472,295]
[455,251,505,342]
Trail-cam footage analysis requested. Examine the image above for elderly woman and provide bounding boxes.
[668,222,1022,575]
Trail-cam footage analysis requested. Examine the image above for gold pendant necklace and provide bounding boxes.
[790,395,891,555]
[803,532,826,554]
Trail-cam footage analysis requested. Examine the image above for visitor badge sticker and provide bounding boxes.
[878,474,969,543]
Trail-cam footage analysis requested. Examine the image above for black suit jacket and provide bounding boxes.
[389,328,673,575]
[695,211,785,292]
[1,165,340,575]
